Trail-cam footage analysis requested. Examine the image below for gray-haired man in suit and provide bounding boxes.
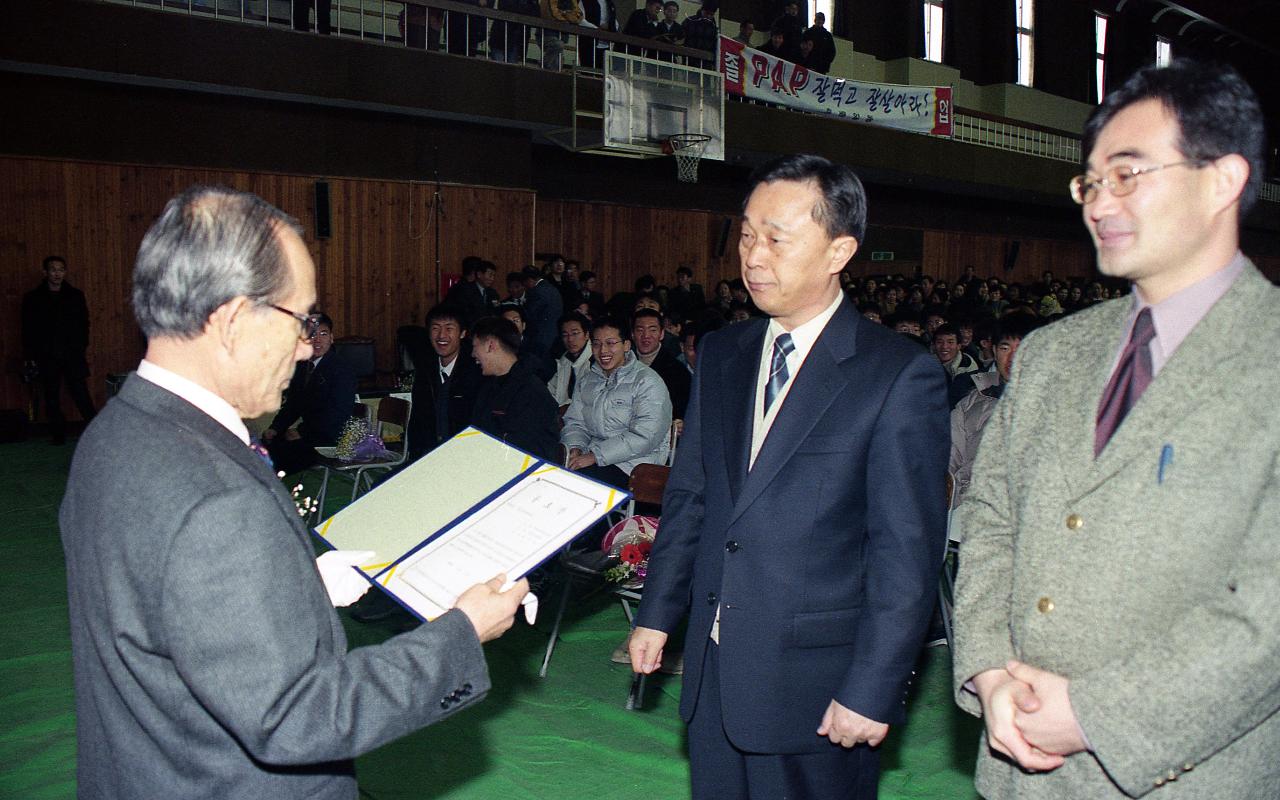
[954,60,1280,798]
[60,186,528,799]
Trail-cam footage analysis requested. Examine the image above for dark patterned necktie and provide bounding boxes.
[1095,307,1156,456]
[764,333,795,415]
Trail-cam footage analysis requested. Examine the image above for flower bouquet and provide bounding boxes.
[334,417,393,463]
[601,515,659,590]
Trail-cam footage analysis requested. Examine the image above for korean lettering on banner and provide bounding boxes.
[719,37,953,137]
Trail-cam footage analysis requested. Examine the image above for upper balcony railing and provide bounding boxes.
[98,0,713,70]
[94,0,1280,202]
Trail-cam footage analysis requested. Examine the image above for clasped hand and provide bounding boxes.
[974,660,1087,772]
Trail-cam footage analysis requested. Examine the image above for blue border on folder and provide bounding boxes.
[310,427,632,617]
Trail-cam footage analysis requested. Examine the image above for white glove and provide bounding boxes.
[316,550,377,607]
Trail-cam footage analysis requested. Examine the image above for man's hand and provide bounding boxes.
[567,450,597,470]
[817,700,889,748]
[261,428,278,442]
[1007,660,1088,757]
[454,574,529,643]
[629,626,669,674]
[973,668,1065,771]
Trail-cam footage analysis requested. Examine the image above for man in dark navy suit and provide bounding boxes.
[631,154,949,799]
[263,312,358,475]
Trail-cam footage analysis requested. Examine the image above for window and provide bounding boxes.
[924,0,944,62]
[1015,0,1034,87]
[1156,37,1172,66]
[1094,13,1107,102]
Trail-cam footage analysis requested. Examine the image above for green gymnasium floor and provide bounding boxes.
[0,438,982,799]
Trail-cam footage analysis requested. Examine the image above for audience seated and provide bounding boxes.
[631,308,691,423]
[504,271,527,305]
[262,313,358,476]
[577,270,606,318]
[933,323,979,388]
[542,254,579,311]
[548,312,593,405]
[560,314,672,519]
[469,316,560,461]
[406,305,482,461]
[666,265,705,324]
[949,316,1039,503]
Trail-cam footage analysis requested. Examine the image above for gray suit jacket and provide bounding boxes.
[953,262,1280,799]
[61,376,490,799]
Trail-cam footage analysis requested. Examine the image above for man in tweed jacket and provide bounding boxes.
[953,60,1280,799]
[61,187,528,799]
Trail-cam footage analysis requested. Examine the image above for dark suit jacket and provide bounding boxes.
[635,299,949,754]
[470,359,560,461]
[645,348,692,420]
[268,352,358,445]
[521,279,563,360]
[60,376,489,799]
[22,280,90,366]
[666,283,706,324]
[444,279,498,327]
[407,350,482,459]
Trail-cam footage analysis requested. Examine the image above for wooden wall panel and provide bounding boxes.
[0,156,534,415]
[536,199,743,301]
[921,229,1095,287]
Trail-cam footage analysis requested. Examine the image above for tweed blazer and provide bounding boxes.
[953,262,1280,799]
[61,375,490,800]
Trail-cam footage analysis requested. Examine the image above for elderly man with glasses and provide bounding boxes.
[261,310,358,476]
[59,186,529,800]
[953,59,1280,800]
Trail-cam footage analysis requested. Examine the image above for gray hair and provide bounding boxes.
[131,186,303,339]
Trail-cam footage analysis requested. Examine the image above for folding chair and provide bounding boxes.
[309,396,412,523]
[539,463,671,712]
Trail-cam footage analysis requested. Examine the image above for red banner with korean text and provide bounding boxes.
[720,37,952,137]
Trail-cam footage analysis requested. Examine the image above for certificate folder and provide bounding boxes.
[312,427,630,620]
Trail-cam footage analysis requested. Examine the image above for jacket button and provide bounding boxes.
[1154,777,1165,787]
[1037,597,1054,613]
[707,592,718,605]
[1183,763,1194,772]
[440,698,450,709]
[463,683,473,693]
[1066,514,1083,530]
[1166,770,1178,782]
[725,541,739,552]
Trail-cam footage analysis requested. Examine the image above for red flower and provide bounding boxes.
[637,541,653,557]
[620,544,645,565]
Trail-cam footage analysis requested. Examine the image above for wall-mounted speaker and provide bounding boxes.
[314,181,331,239]
[1004,240,1021,273]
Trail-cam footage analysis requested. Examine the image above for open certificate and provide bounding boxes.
[313,428,629,620]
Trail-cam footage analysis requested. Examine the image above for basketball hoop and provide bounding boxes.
[668,133,712,183]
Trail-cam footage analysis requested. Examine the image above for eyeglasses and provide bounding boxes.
[1068,159,1208,205]
[268,304,325,340]
[591,338,624,348]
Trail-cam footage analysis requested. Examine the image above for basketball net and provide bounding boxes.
[670,134,711,183]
